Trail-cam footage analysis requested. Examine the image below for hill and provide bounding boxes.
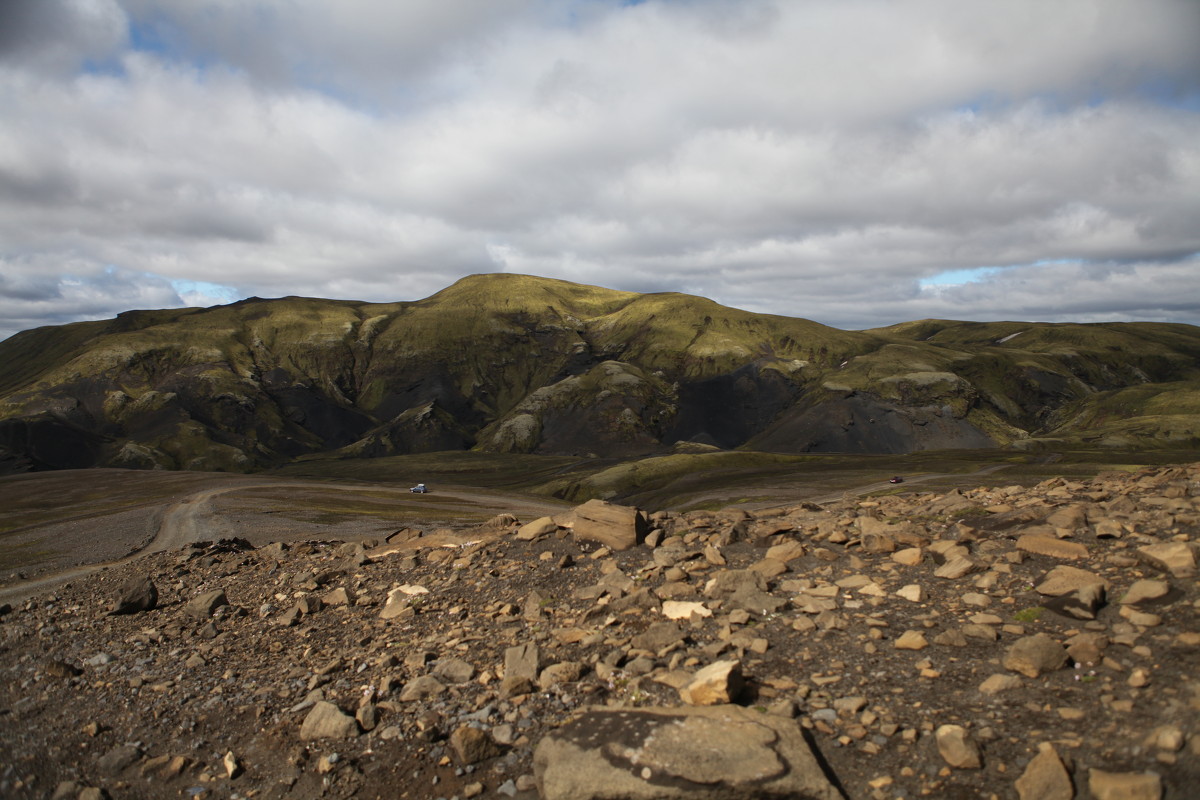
[1,274,1198,472]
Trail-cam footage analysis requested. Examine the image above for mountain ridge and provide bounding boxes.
[1,273,1198,473]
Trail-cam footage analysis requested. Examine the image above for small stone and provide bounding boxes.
[538,661,586,690]
[400,675,446,701]
[978,674,1021,695]
[1087,768,1162,800]
[894,630,929,651]
[1015,743,1073,800]
[322,587,351,606]
[1036,565,1107,596]
[96,744,142,774]
[1120,607,1162,627]
[1128,667,1151,687]
[432,657,475,684]
[356,702,377,732]
[1017,535,1088,560]
[935,724,981,769]
[892,547,923,566]
[504,643,540,681]
[184,589,228,619]
[661,600,712,620]
[679,659,744,705]
[961,592,991,607]
[450,725,501,764]
[764,540,806,562]
[1045,583,1105,620]
[1149,725,1184,751]
[516,516,557,541]
[300,701,359,740]
[1121,579,1170,605]
[896,584,923,602]
[1003,634,1069,678]
[223,751,240,779]
[631,621,683,651]
[934,557,979,580]
[1137,542,1195,577]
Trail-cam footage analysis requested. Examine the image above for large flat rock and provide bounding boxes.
[533,704,843,800]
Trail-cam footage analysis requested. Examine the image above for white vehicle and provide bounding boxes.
[410,483,428,493]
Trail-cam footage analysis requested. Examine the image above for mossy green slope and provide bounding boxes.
[1,274,1198,473]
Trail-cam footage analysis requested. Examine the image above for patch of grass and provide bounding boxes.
[1013,607,1045,623]
[0,540,58,571]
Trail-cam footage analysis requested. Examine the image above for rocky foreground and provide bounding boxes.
[1,465,1198,800]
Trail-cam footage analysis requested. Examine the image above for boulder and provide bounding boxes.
[572,500,648,551]
[109,575,158,615]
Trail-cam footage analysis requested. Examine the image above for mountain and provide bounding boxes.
[1,273,1198,472]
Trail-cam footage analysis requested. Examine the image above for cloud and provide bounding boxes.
[1,0,1198,341]
[0,0,128,76]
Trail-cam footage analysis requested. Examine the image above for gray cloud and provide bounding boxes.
[0,0,128,75]
[1,0,1198,342]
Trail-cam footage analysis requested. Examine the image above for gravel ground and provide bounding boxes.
[0,464,1197,800]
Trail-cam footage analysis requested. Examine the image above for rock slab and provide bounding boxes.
[533,705,842,800]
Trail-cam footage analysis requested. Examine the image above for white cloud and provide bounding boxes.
[1,0,1198,341]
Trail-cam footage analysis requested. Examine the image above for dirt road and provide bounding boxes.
[0,478,565,604]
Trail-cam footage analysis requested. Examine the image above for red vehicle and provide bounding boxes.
[889,476,904,484]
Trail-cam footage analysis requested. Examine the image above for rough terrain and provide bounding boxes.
[1,463,1198,799]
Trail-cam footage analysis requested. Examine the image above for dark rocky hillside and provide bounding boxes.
[1,274,1198,473]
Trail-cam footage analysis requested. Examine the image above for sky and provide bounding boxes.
[1,0,1199,342]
